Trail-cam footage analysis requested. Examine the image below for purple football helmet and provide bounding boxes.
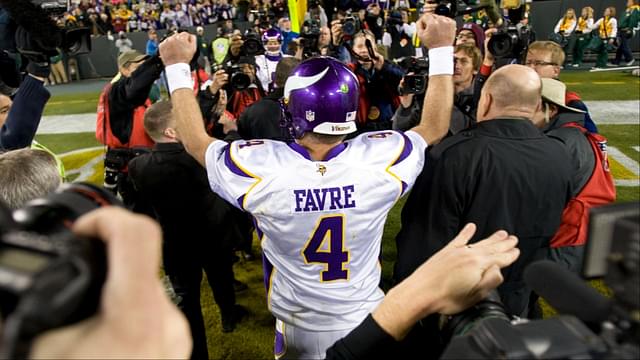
[283,57,359,139]
[262,28,283,44]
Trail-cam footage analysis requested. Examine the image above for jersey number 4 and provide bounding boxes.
[302,216,349,282]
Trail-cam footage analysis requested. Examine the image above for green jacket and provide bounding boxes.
[619,5,640,29]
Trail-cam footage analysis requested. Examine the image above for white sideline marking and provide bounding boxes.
[608,146,640,176]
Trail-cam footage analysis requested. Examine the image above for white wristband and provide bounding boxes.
[428,46,454,76]
[165,63,193,94]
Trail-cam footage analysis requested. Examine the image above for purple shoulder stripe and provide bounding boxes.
[223,144,253,178]
[392,132,414,166]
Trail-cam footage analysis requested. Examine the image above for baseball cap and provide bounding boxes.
[541,78,585,114]
[117,50,149,68]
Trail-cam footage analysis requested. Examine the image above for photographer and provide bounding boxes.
[393,43,482,135]
[384,9,416,62]
[348,29,404,132]
[95,50,163,208]
[198,56,264,137]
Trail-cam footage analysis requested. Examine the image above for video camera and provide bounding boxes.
[240,29,265,57]
[441,202,640,359]
[300,19,321,59]
[341,10,361,39]
[0,0,91,88]
[250,9,273,30]
[0,183,121,358]
[397,56,429,95]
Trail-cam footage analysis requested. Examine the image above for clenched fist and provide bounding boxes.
[159,32,197,66]
[417,13,457,50]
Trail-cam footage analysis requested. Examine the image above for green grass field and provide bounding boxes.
[34,69,639,359]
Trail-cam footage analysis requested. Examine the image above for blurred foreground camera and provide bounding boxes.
[441,202,640,359]
[0,183,121,358]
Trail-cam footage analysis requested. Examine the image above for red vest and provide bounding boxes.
[550,122,616,248]
[96,83,154,148]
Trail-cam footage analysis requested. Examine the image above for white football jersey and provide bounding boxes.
[205,130,427,331]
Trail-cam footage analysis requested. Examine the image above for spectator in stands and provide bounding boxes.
[115,31,133,54]
[128,101,246,358]
[530,78,615,273]
[613,0,640,66]
[569,6,594,68]
[526,41,598,133]
[348,29,404,133]
[0,148,61,210]
[590,6,617,69]
[160,4,178,29]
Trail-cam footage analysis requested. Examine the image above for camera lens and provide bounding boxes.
[342,21,355,37]
[488,32,516,58]
[231,72,251,90]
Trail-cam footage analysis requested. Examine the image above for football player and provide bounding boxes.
[160,13,456,359]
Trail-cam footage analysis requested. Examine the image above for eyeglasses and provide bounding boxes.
[525,60,559,67]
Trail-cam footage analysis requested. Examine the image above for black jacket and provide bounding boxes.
[108,56,163,144]
[128,142,238,264]
[544,111,595,196]
[237,87,288,140]
[394,118,573,316]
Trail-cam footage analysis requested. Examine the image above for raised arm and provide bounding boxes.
[409,14,457,145]
[159,32,215,166]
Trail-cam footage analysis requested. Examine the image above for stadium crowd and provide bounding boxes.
[0,0,633,359]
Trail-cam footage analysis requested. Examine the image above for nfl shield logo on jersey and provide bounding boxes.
[306,110,315,121]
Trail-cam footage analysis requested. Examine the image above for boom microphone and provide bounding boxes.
[524,260,612,324]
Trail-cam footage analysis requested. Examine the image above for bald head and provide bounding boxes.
[477,65,542,122]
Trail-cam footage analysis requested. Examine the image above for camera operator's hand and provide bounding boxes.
[331,19,343,46]
[30,207,191,358]
[398,77,415,108]
[483,28,498,66]
[229,34,244,57]
[372,223,519,340]
[209,69,229,95]
[159,32,197,66]
[417,13,457,50]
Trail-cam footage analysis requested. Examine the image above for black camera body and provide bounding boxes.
[397,56,429,96]
[240,30,265,57]
[341,11,361,39]
[300,19,321,59]
[441,203,640,359]
[488,22,534,61]
[212,62,252,91]
[0,183,121,358]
